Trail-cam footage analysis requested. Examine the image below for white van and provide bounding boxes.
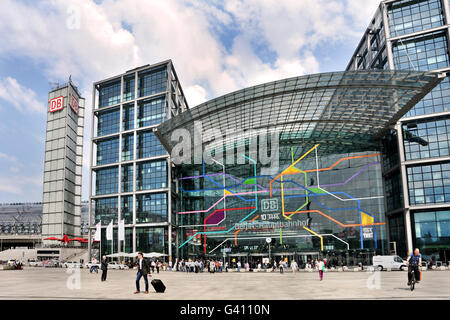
[372,255,407,271]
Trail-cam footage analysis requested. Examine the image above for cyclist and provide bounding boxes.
[406,248,422,286]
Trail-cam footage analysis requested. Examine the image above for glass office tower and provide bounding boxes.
[347,0,450,262]
[42,79,85,243]
[88,61,188,261]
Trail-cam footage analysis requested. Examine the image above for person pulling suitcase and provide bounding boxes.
[134,252,150,294]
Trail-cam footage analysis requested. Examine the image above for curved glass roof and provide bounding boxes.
[155,70,444,156]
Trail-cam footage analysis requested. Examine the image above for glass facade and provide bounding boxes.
[123,75,135,102]
[97,138,119,165]
[95,197,118,224]
[407,162,450,205]
[97,108,120,136]
[137,131,166,159]
[138,67,167,97]
[95,167,118,195]
[403,117,450,160]
[137,97,167,128]
[92,62,187,259]
[392,31,448,71]
[121,164,133,193]
[388,0,444,37]
[136,160,167,190]
[99,80,121,108]
[413,210,450,259]
[136,193,167,223]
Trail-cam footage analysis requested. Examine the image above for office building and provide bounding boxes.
[347,0,450,261]
[88,61,188,260]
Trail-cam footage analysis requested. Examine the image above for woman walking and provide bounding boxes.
[317,258,325,281]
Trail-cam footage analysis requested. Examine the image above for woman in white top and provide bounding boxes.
[316,258,325,281]
[291,260,298,274]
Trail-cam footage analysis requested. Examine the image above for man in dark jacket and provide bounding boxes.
[101,256,108,281]
[134,252,151,294]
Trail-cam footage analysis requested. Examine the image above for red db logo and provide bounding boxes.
[49,96,64,113]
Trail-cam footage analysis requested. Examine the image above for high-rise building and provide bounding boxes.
[88,60,188,260]
[42,79,85,242]
[347,0,450,260]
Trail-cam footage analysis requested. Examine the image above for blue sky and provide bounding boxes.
[0,0,381,203]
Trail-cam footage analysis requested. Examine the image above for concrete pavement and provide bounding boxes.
[0,268,449,300]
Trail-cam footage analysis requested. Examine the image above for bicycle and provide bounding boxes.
[409,267,416,291]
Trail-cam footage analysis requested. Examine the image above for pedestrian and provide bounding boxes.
[90,257,99,274]
[134,252,150,294]
[237,260,241,272]
[151,259,156,273]
[291,259,298,274]
[272,260,277,272]
[209,260,215,274]
[317,258,325,281]
[169,259,173,271]
[156,260,160,274]
[225,261,229,272]
[101,256,108,281]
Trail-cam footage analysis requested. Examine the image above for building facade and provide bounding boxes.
[155,70,443,265]
[347,0,450,262]
[42,79,85,243]
[88,61,188,261]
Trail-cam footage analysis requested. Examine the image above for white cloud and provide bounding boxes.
[0,152,18,163]
[184,85,208,107]
[0,176,42,196]
[0,0,382,200]
[0,77,45,114]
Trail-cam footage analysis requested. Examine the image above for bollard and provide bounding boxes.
[440,266,446,271]
[421,266,427,271]
[432,265,436,270]
[353,267,359,272]
[337,267,343,272]
[343,266,348,271]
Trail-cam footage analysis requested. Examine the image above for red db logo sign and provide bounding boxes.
[70,94,79,114]
[49,96,64,113]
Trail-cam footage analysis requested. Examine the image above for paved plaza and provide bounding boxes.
[0,268,449,300]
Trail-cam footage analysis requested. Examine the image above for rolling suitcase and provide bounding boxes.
[151,279,166,293]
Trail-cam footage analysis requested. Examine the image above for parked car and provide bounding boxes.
[373,255,407,271]
[28,259,42,267]
[63,261,83,268]
[108,262,129,270]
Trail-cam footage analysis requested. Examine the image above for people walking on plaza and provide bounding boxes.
[237,260,241,272]
[90,257,99,274]
[151,259,156,273]
[316,258,325,281]
[279,260,285,274]
[156,260,160,274]
[225,261,229,272]
[101,256,108,281]
[272,260,277,272]
[169,259,173,271]
[134,252,150,294]
[291,259,298,274]
[209,260,215,273]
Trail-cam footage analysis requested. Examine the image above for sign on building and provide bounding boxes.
[49,96,64,113]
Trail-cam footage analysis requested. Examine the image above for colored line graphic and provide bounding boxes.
[178,155,258,249]
[178,147,384,252]
[269,144,319,197]
[303,226,323,251]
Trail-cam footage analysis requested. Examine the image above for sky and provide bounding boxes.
[0,0,381,203]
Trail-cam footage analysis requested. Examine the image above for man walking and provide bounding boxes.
[101,256,108,281]
[134,252,150,294]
